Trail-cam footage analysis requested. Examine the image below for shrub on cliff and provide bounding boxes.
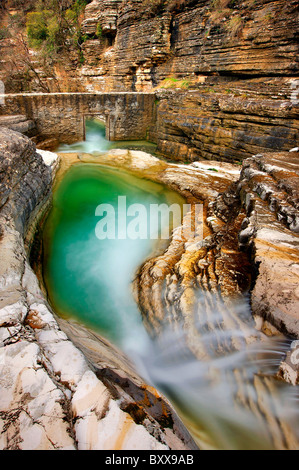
[26,0,88,54]
[26,10,59,49]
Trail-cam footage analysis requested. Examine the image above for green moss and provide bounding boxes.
[159,77,191,89]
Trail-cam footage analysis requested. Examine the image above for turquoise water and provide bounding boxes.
[43,163,184,349]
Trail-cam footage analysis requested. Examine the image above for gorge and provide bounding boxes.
[0,0,298,452]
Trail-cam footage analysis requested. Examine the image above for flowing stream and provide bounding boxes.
[41,119,299,450]
[57,118,157,156]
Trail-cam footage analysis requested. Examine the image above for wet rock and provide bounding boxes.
[279,341,299,385]
[236,152,299,339]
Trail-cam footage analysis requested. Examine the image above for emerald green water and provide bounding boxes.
[43,163,184,349]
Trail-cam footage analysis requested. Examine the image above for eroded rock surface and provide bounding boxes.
[79,0,299,91]
[152,80,299,163]
[236,152,299,340]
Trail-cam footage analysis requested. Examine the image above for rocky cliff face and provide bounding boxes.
[152,79,299,162]
[2,0,298,93]
[79,0,298,92]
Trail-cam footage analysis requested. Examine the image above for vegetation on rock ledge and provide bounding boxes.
[26,0,90,54]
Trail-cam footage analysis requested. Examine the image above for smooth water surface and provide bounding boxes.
[43,163,184,349]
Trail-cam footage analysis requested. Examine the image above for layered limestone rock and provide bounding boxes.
[78,0,299,163]
[1,1,298,164]
[236,152,299,334]
[78,0,299,92]
[82,0,122,37]
[0,115,36,138]
[152,79,299,162]
[217,151,299,386]
[0,128,197,450]
[1,0,298,93]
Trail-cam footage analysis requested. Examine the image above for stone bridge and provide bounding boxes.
[0,92,155,145]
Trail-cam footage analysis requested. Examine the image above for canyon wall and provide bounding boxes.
[1,0,298,93]
[78,0,299,162]
[152,79,299,162]
[79,0,298,91]
[0,0,298,161]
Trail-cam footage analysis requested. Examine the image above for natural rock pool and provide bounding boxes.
[42,162,184,349]
[39,120,299,450]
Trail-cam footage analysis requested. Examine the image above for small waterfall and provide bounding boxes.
[58,118,111,154]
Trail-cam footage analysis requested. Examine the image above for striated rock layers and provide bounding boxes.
[80,0,299,161]
[152,80,299,163]
[79,0,298,90]
[1,1,298,162]
[75,0,299,162]
[0,128,197,450]
[1,0,298,93]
